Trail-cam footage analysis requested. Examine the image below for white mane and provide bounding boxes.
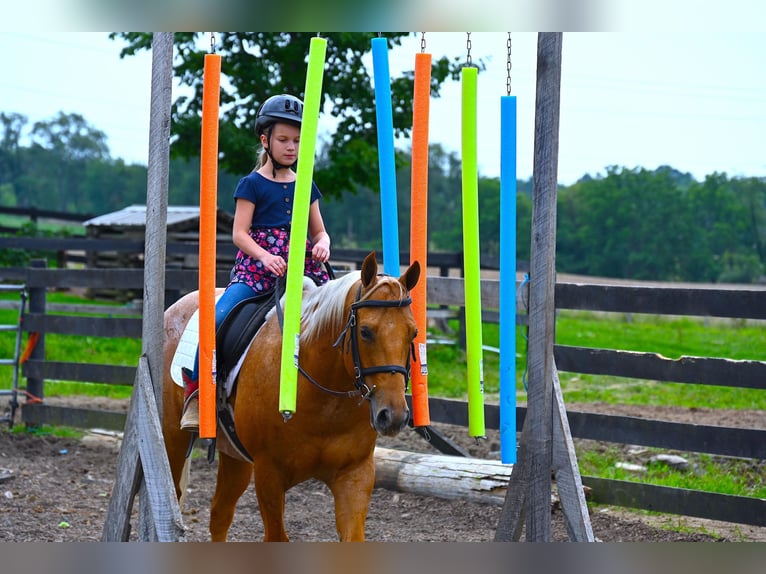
[299,272,407,346]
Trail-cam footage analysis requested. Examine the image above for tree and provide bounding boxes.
[30,112,109,162]
[26,112,110,212]
[111,33,475,199]
[687,173,765,282]
[557,166,695,281]
[0,112,28,205]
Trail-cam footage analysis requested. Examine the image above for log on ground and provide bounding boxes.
[373,447,513,506]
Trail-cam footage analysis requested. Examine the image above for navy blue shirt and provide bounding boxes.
[233,171,322,229]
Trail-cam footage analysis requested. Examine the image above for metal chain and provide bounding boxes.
[466,32,472,66]
[421,32,426,53]
[210,32,216,54]
[506,32,512,95]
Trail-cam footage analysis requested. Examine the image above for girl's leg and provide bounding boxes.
[181,282,258,431]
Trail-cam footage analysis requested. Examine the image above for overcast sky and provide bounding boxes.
[1,32,764,186]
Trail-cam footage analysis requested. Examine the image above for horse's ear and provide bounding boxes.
[361,251,378,287]
[399,260,420,292]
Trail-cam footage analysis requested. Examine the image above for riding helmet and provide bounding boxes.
[255,94,304,135]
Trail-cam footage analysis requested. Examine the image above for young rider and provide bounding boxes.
[181,93,332,432]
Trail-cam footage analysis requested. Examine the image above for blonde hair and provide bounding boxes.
[257,149,269,169]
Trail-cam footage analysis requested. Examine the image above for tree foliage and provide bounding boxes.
[557,166,766,282]
[1,109,764,283]
[110,32,470,199]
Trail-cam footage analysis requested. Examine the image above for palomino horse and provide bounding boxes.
[162,252,420,541]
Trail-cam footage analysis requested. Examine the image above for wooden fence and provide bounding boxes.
[0,260,764,528]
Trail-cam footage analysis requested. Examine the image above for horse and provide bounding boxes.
[161,252,420,541]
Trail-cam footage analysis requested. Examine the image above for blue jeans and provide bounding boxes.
[191,281,260,382]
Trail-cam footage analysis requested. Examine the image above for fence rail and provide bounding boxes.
[1,261,764,527]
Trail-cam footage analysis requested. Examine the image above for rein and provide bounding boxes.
[275,277,413,402]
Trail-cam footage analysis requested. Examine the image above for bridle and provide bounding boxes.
[276,277,414,403]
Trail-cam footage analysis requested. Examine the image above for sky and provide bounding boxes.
[1,31,765,186]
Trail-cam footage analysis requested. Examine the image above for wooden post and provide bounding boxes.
[142,37,171,416]
[102,32,180,542]
[494,32,589,542]
[25,259,47,407]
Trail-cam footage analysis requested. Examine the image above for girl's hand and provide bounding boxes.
[261,253,287,276]
[311,240,330,263]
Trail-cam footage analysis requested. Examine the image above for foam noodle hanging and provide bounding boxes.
[372,37,400,276]
[198,52,221,439]
[499,94,518,463]
[461,66,486,438]
[409,51,432,427]
[279,36,327,417]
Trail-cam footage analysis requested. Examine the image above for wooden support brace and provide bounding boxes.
[494,361,593,541]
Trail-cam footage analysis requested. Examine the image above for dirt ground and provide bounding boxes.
[0,396,763,543]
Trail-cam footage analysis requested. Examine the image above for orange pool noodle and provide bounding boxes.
[198,53,221,439]
[410,52,432,427]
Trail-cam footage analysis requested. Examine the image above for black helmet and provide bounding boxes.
[255,94,303,135]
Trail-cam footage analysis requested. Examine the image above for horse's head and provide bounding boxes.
[345,251,420,436]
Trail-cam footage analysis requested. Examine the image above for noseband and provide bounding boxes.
[277,278,413,402]
[331,283,413,401]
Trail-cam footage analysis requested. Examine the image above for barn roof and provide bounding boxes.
[83,205,232,228]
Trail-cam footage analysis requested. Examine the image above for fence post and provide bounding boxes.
[26,259,47,407]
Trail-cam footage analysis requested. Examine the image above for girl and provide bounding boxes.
[181,93,332,432]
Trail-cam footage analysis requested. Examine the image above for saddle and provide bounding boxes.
[210,280,286,464]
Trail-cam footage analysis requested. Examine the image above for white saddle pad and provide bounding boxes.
[170,294,223,388]
[170,278,318,395]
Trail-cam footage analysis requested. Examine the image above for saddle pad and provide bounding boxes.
[171,277,318,392]
[170,293,224,387]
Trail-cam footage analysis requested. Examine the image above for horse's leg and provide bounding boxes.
[209,452,253,542]
[327,458,376,541]
[162,380,192,503]
[252,463,289,542]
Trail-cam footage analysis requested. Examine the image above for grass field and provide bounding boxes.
[0,289,764,503]
[1,292,765,408]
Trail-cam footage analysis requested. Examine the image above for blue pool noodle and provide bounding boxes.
[500,95,517,464]
[372,37,400,275]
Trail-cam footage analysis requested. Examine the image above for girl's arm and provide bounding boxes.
[308,201,331,263]
[232,198,287,276]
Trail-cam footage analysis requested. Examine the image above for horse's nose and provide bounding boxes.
[375,406,409,436]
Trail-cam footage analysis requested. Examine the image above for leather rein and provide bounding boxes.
[275,278,413,402]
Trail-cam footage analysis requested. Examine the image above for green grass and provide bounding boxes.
[8,422,85,439]
[424,309,766,411]
[0,291,140,400]
[577,444,766,499]
[0,215,86,236]
[5,296,764,410]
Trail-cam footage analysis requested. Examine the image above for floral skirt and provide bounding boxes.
[228,227,329,293]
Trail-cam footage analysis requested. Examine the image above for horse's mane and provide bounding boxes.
[299,271,359,346]
[299,271,407,346]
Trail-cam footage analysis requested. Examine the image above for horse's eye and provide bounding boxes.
[360,326,374,342]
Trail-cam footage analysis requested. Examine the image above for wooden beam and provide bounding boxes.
[23,314,143,338]
[583,477,766,527]
[22,361,136,385]
[555,345,766,389]
[556,282,766,319]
